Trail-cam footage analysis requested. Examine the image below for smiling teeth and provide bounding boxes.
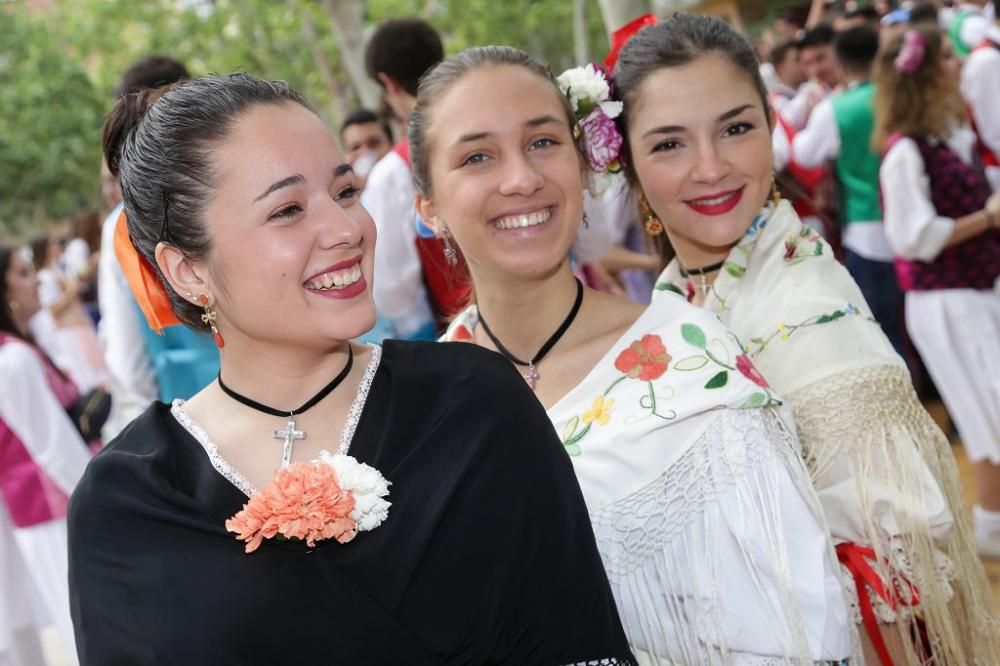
[306,265,362,290]
[494,209,551,230]
[692,192,738,206]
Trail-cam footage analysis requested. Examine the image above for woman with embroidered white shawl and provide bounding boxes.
[615,13,1000,665]
[417,45,852,664]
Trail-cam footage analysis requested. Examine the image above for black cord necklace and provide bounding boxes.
[217,345,354,467]
[477,279,584,390]
[679,259,726,297]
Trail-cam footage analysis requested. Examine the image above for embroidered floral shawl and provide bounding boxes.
[444,298,854,664]
[654,200,1000,663]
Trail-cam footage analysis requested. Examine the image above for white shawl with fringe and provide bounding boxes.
[655,200,1000,664]
[445,298,852,664]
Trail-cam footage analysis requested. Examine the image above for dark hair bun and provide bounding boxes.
[102,87,167,178]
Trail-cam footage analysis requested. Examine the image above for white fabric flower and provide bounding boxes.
[319,451,392,532]
[557,64,611,112]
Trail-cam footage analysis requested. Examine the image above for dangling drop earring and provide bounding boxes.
[440,226,458,267]
[641,195,664,236]
[197,293,225,349]
[770,177,782,206]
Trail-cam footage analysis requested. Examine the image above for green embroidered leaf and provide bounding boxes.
[742,392,767,408]
[816,310,846,325]
[673,355,709,371]
[564,443,582,457]
[724,262,746,278]
[704,371,729,389]
[750,337,766,346]
[736,245,752,257]
[655,282,685,295]
[561,416,579,442]
[709,338,731,365]
[681,323,707,349]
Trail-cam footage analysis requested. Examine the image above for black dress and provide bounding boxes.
[69,340,635,665]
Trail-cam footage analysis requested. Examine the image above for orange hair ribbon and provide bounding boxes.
[113,209,182,334]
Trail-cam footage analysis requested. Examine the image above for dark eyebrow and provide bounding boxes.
[455,115,564,144]
[254,165,353,202]
[718,104,754,122]
[642,104,757,139]
[254,174,304,202]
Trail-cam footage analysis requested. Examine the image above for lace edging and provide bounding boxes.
[171,344,383,498]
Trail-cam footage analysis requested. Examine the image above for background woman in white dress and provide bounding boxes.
[0,245,92,664]
[873,25,1000,558]
[422,46,852,664]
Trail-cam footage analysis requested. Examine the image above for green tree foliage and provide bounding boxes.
[0,0,618,232]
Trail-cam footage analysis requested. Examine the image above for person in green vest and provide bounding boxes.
[791,25,904,356]
[941,1,992,59]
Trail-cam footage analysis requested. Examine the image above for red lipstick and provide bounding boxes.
[683,187,744,216]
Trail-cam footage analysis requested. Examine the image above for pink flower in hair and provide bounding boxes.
[895,30,926,74]
[579,107,624,173]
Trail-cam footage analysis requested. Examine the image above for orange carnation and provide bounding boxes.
[225,461,357,553]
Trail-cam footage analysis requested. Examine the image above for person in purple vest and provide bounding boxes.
[0,245,93,664]
[875,25,1000,561]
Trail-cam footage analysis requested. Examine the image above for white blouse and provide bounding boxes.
[879,129,978,262]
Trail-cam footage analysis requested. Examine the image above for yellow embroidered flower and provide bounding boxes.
[582,396,615,426]
[776,323,791,341]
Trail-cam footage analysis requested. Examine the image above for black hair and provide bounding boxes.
[799,24,836,50]
[844,5,881,22]
[0,246,20,339]
[102,73,312,330]
[365,18,444,97]
[834,25,880,73]
[771,39,801,66]
[909,2,940,24]
[340,108,392,142]
[28,235,50,272]
[115,54,190,98]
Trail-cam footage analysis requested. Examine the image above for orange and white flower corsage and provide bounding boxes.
[225,452,391,553]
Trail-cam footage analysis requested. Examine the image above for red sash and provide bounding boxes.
[392,142,471,324]
[774,107,828,219]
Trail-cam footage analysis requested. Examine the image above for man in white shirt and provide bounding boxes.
[961,10,1000,192]
[362,19,445,340]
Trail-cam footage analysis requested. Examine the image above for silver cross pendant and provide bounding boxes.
[524,364,540,390]
[274,415,306,468]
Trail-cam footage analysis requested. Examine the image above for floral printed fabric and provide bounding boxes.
[653,201,877,383]
[442,298,779,461]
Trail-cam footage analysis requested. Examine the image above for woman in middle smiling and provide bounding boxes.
[425,46,852,664]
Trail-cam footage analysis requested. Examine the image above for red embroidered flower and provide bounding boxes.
[736,354,770,388]
[451,324,474,341]
[784,239,797,260]
[614,334,672,381]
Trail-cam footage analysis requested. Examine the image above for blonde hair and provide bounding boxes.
[871,25,966,152]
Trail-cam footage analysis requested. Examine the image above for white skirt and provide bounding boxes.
[905,288,1000,463]
[12,519,78,665]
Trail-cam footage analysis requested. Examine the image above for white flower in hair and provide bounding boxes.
[557,62,626,195]
[557,64,612,112]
